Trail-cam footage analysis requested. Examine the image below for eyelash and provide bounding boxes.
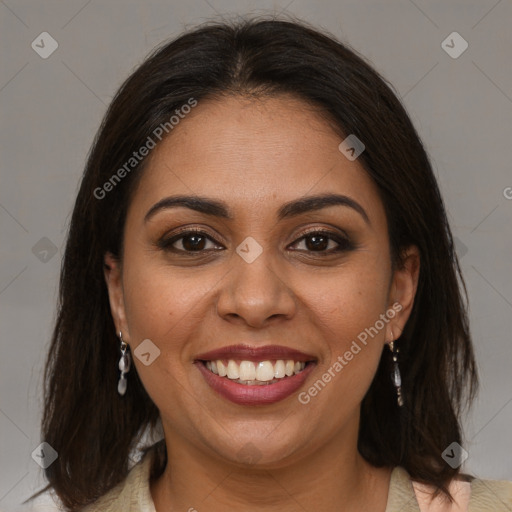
[157,227,353,256]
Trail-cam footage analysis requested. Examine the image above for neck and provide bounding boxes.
[150,420,391,511]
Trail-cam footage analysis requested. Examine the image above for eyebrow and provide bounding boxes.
[144,193,370,225]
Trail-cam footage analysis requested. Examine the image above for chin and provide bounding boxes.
[202,425,310,469]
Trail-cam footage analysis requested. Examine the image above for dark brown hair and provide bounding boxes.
[29,16,477,510]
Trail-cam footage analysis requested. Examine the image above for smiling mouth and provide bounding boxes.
[202,359,310,385]
[195,344,317,404]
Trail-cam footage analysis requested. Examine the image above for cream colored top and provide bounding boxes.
[82,449,512,512]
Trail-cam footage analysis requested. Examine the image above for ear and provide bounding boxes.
[385,245,420,343]
[104,252,130,341]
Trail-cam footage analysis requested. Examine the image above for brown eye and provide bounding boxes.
[304,233,330,251]
[290,231,352,254]
[158,230,223,253]
[180,233,207,251]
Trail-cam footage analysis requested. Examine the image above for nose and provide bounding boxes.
[216,246,297,329]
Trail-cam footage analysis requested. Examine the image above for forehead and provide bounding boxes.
[128,95,385,223]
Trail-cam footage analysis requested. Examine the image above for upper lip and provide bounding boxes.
[195,344,316,363]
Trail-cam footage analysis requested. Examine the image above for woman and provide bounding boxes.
[28,17,511,512]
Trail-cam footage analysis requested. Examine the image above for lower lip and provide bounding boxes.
[196,361,316,406]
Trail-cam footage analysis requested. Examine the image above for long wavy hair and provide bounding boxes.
[29,16,477,510]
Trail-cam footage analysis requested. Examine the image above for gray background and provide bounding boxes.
[1,0,511,510]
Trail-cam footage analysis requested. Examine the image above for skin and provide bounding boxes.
[104,94,420,511]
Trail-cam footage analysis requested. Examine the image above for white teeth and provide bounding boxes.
[227,360,239,379]
[239,361,256,381]
[256,361,275,381]
[206,359,307,383]
[274,360,285,378]
[217,360,227,377]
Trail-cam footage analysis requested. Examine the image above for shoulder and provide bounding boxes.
[81,451,156,512]
[388,466,512,511]
[467,476,512,510]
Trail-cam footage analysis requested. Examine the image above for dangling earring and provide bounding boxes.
[388,340,404,407]
[117,331,131,396]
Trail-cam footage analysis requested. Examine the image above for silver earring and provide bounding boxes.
[388,340,404,407]
[117,331,131,396]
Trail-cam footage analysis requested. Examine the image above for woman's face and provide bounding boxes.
[105,95,419,467]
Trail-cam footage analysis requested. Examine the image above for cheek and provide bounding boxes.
[119,254,216,399]
[296,256,390,393]
[122,258,209,344]
[120,262,206,413]
[297,291,388,428]
[301,257,390,338]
